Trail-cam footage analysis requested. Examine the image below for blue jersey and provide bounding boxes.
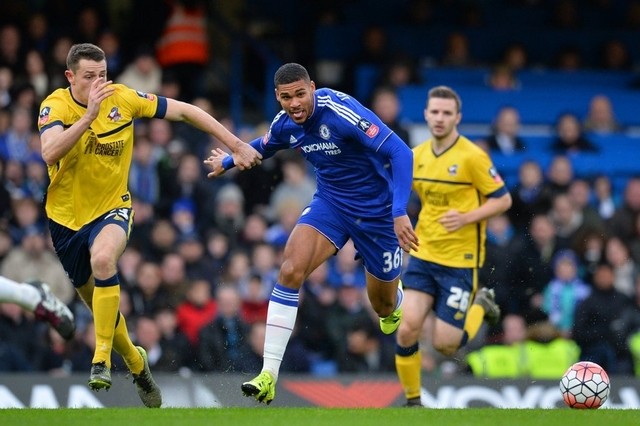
[259,88,406,219]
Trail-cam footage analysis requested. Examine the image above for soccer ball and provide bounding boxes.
[559,361,610,409]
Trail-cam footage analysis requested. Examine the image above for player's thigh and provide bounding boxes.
[48,219,93,288]
[431,265,475,327]
[432,317,465,350]
[281,224,338,282]
[350,215,403,283]
[89,208,133,268]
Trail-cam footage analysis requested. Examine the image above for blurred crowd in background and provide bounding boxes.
[1,0,640,381]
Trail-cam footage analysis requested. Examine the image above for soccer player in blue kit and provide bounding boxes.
[205,63,419,404]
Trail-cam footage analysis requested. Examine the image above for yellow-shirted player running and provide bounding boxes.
[395,86,512,407]
[37,43,261,408]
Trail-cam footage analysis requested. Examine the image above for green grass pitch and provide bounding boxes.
[0,408,638,426]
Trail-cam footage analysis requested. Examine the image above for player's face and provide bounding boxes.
[65,59,107,104]
[424,97,461,140]
[275,79,316,124]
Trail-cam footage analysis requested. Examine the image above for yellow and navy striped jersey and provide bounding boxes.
[412,135,506,268]
[38,84,167,230]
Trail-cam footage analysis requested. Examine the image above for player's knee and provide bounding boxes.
[397,326,421,347]
[90,251,117,278]
[278,260,305,286]
[371,298,394,317]
[433,341,459,357]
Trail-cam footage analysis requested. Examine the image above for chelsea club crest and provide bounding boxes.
[319,124,330,140]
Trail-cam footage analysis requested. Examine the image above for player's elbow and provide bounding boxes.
[41,148,58,166]
[501,193,513,211]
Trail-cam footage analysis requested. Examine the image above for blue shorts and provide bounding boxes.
[49,208,134,288]
[297,197,402,282]
[402,257,477,328]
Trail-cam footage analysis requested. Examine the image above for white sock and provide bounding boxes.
[395,284,404,310]
[262,283,299,381]
[0,276,41,310]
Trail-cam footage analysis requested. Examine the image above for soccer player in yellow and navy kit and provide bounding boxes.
[395,86,512,407]
[37,43,261,407]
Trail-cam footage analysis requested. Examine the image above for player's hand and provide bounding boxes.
[204,148,228,178]
[232,143,262,170]
[438,209,467,232]
[394,215,419,253]
[85,78,114,121]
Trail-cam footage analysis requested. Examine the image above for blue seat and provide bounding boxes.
[398,85,640,126]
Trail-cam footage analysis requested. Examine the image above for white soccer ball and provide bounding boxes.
[559,361,610,409]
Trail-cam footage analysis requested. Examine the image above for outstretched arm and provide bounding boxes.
[205,138,273,178]
[164,98,262,170]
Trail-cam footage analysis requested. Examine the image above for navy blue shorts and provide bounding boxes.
[402,257,477,328]
[297,197,402,282]
[49,208,133,288]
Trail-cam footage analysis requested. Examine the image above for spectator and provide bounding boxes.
[604,236,637,299]
[378,55,420,90]
[607,177,640,244]
[486,64,519,91]
[553,45,583,71]
[567,178,604,232]
[500,43,529,72]
[369,86,411,145]
[549,192,600,252]
[298,262,337,362]
[97,30,124,78]
[214,183,246,247]
[117,46,163,95]
[0,24,25,76]
[204,229,231,276]
[326,284,378,372]
[134,315,180,372]
[484,106,526,155]
[129,261,171,317]
[46,36,74,91]
[154,307,193,370]
[175,279,217,349]
[267,152,316,222]
[240,274,269,324]
[573,262,634,374]
[599,39,632,71]
[0,302,45,371]
[440,31,474,67]
[583,94,622,134]
[550,112,599,155]
[0,66,13,108]
[129,134,160,205]
[0,225,74,304]
[0,107,37,164]
[542,249,591,335]
[512,214,561,314]
[155,0,210,101]
[592,175,619,221]
[480,214,525,315]
[545,155,574,198]
[339,319,395,373]
[465,314,528,378]
[176,234,217,284]
[508,160,554,231]
[159,252,189,309]
[24,50,50,102]
[197,284,252,372]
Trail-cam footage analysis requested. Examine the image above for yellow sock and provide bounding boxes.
[463,303,485,342]
[112,312,144,374]
[92,285,120,367]
[396,350,422,400]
